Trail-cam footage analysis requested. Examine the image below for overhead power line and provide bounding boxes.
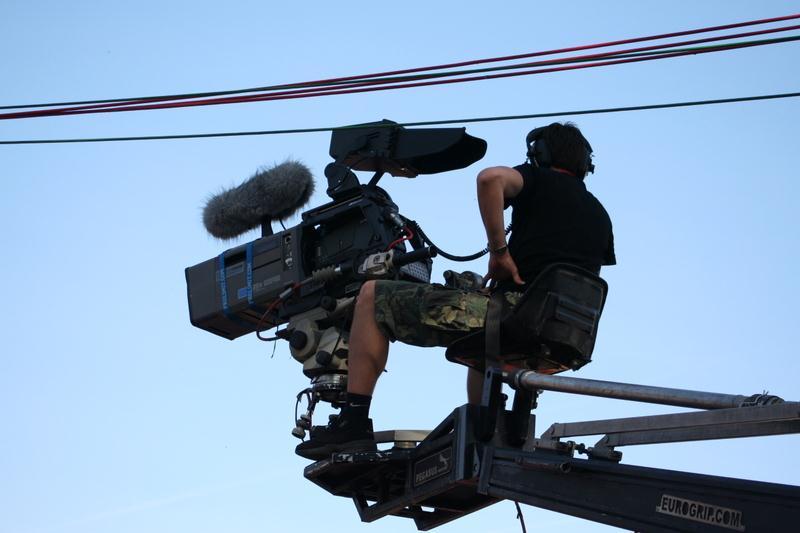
[0,14,798,120]
[2,12,798,112]
[3,32,797,121]
[2,91,797,145]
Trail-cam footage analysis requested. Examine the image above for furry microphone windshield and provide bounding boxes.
[203,160,315,239]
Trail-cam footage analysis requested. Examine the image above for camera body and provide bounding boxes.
[185,184,430,340]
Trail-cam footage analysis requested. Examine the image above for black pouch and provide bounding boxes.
[504,264,608,371]
[445,263,608,373]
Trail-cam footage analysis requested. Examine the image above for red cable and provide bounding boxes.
[279,13,800,85]
[3,14,798,120]
[386,227,414,252]
[5,23,798,120]
[41,13,800,110]
[255,298,283,341]
[132,25,797,109]
[254,282,303,340]
[5,12,800,116]
[1,36,789,121]
[7,23,799,120]
[11,35,790,120]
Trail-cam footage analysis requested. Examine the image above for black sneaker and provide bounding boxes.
[295,415,376,460]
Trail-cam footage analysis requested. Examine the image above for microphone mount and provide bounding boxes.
[260,216,273,238]
[324,162,361,200]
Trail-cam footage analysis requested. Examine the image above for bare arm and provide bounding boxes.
[476,166,525,286]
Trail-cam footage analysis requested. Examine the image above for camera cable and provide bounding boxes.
[515,501,527,533]
[255,296,286,342]
[409,220,512,262]
[386,226,415,252]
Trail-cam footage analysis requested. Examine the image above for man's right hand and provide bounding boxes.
[484,251,525,288]
[476,166,525,289]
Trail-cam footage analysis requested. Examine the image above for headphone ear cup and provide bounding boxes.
[533,138,550,168]
[583,139,595,174]
[525,129,539,163]
[526,127,549,167]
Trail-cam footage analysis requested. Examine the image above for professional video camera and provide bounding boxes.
[185,120,487,438]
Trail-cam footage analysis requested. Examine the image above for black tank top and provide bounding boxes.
[505,163,615,286]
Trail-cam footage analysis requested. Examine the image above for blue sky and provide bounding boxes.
[1,2,799,532]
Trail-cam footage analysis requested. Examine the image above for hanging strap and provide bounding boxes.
[484,291,506,367]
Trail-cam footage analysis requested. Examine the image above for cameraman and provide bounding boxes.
[296,122,615,459]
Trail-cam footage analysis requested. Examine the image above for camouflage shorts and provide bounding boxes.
[373,281,521,348]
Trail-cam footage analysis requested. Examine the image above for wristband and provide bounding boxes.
[490,244,508,256]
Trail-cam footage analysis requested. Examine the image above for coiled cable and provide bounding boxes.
[409,220,512,262]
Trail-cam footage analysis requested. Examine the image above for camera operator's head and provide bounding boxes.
[526,121,594,178]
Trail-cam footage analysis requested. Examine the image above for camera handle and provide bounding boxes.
[357,247,437,278]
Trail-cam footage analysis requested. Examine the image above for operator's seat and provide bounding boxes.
[445,263,608,374]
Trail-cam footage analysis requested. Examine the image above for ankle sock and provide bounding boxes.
[341,392,372,421]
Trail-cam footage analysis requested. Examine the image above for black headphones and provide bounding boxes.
[525,126,595,176]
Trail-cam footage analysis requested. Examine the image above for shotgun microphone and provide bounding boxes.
[203,160,314,239]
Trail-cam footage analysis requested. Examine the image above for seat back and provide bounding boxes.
[445,263,608,373]
[504,263,608,370]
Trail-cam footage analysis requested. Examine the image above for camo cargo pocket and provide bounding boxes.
[374,281,520,348]
[420,289,488,332]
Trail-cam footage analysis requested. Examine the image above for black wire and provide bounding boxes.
[294,391,303,428]
[257,320,282,343]
[294,389,313,437]
[2,32,797,112]
[330,297,354,365]
[411,221,512,262]
[1,91,799,145]
[514,501,527,533]
[0,48,713,111]
[331,328,343,359]
[0,79,363,111]
[257,332,281,342]
[435,246,490,263]
[0,46,720,112]
[411,221,488,262]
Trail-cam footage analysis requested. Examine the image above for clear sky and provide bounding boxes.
[1,1,799,532]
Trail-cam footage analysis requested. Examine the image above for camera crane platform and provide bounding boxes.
[185,120,799,530]
[304,368,800,532]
